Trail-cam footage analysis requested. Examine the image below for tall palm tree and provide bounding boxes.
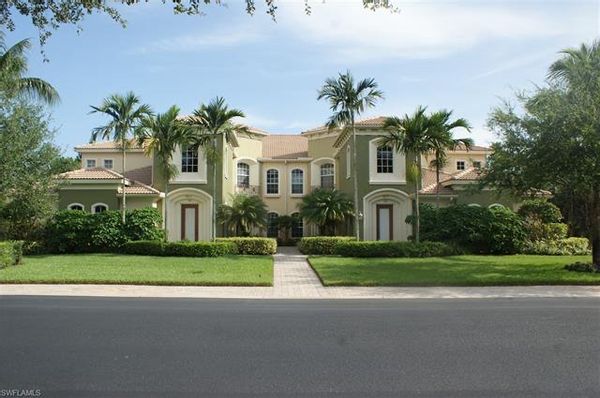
[299,188,354,236]
[136,105,187,239]
[0,33,59,105]
[428,110,473,207]
[381,106,435,243]
[317,71,383,240]
[90,92,153,223]
[217,193,267,237]
[186,97,248,241]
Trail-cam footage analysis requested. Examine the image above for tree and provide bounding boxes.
[217,194,267,237]
[90,92,153,223]
[276,215,294,242]
[317,71,383,240]
[427,110,472,207]
[299,188,354,236]
[484,40,600,269]
[381,106,436,243]
[136,105,188,240]
[2,1,394,54]
[0,33,59,105]
[186,97,248,240]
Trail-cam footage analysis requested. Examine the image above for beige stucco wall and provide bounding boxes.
[259,160,308,216]
[81,151,152,173]
[422,151,488,174]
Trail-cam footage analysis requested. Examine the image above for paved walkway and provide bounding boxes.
[2,247,600,299]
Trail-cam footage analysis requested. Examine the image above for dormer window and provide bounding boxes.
[473,161,482,169]
[181,145,199,173]
[85,159,96,168]
[103,159,113,169]
[456,161,466,171]
[376,146,393,173]
[237,162,250,188]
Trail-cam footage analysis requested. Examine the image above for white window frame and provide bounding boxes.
[85,159,97,168]
[456,160,466,171]
[103,158,114,169]
[320,163,335,189]
[91,202,109,214]
[472,160,482,169]
[290,168,304,196]
[237,162,250,188]
[181,145,199,173]
[67,203,85,211]
[265,168,280,196]
[368,138,406,185]
[376,145,394,174]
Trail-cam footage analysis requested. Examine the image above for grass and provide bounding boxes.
[0,254,273,286]
[308,255,599,286]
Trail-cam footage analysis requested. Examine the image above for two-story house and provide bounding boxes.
[58,116,515,242]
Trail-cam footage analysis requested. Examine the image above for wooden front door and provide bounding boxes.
[376,204,393,241]
[181,204,199,241]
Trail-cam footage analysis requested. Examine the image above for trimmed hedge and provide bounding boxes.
[523,237,591,256]
[298,236,356,255]
[334,240,459,258]
[0,240,24,268]
[121,240,237,257]
[216,237,277,255]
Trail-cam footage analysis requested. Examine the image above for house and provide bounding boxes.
[58,116,518,241]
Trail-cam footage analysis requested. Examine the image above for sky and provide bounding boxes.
[5,0,599,156]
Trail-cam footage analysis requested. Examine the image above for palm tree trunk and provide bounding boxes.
[121,143,127,224]
[163,180,169,242]
[415,156,422,243]
[351,115,360,241]
[212,135,218,241]
[435,151,441,208]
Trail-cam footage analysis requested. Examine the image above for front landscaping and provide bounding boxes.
[309,255,599,286]
[0,254,273,286]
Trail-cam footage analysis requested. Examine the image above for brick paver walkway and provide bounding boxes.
[273,246,326,298]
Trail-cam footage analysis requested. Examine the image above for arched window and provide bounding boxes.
[320,163,334,189]
[291,169,304,195]
[181,145,199,173]
[237,162,250,188]
[92,203,108,214]
[266,169,279,195]
[267,212,279,237]
[67,203,84,211]
[291,212,303,238]
[489,203,505,209]
[376,146,393,173]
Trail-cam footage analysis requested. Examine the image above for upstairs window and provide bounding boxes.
[266,169,279,195]
[456,160,466,171]
[181,145,199,173]
[376,146,393,173]
[237,162,250,188]
[85,159,96,168]
[291,213,303,238]
[473,160,482,169]
[267,212,279,237]
[320,163,335,189]
[291,169,304,195]
[103,159,113,169]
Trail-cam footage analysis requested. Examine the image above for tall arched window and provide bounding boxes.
[291,169,304,195]
[291,212,303,238]
[267,212,279,237]
[266,169,279,195]
[320,163,334,189]
[237,162,250,188]
[376,146,393,173]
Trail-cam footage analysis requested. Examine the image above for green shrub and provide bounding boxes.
[523,219,568,242]
[163,241,237,257]
[121,240,165,256]
[518,199,563,223]
[45,210,93,253]
[523,237,591,256]
[564,262,598,273]
[125,208,164,241]
[298,236,356,255]
[487,206,527,254]
[22,241,47,255]
[216,237,277,255]
[334,240,459,258]
[90,211,128,251]
[0,241,24,268]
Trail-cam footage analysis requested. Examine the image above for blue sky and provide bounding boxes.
[5,0,599,156]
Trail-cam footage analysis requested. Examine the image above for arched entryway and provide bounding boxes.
[363,188,411,241]
[166,188,213,241]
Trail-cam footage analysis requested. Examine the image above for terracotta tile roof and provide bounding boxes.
[442,167,483,183]
[303,116,388,134]
[453,143,491,151]
[118,181,161,196]
[261,135,309,159]
[420,168,456,195]
[124,166,152,186]
[58,167,124,180]
[75,139,144,151]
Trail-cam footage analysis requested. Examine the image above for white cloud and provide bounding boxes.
[470,49,556,80]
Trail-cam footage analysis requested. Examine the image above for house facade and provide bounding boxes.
[58,116,517,241]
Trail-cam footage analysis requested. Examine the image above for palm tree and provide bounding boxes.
[90,92,153,223]
[381,106,435,243]
[0,33,59,105]
[217,193,267,237]
[318,71,383,240]
[428,110,472,207]
[136,105,188,240]
[299,188,354,236]
[186,97,248,240]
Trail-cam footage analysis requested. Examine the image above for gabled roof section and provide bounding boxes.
[124,166,152,186]
[302,116,389,136]
[75,139,145,152]
[58,167,124,180]
[117,180,161,196]
[420,168,456,195]
[261,135,309,159]
[441,167,483,185]
[453,143,491,152]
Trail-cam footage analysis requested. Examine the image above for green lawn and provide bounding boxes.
[308,255,599,286]
[0,254,273,286]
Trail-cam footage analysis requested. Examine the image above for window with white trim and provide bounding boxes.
[67,203,84,211]
[456,160,466,171]
[103,159,113,169]
[85,159,96,168]
[266,169,279,195]
[291,212,303,238]
[376,146,394,173]
[320,163,334,189]
[473,160,482,169]
[267,212,279,237]
[237,162,250,188]
[181,145,199,173]
[92,204,108,213]
[291,169,304,195]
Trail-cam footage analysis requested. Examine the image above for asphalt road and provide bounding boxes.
[0,296,599,398]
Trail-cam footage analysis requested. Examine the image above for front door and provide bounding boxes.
[181,204,198,241]
[376,204,393,241]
